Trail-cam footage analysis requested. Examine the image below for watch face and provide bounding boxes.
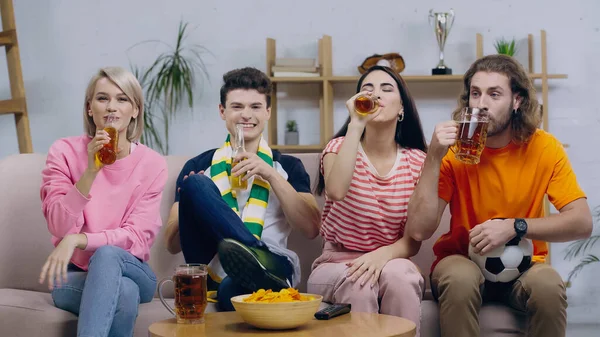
[516,220,527,231]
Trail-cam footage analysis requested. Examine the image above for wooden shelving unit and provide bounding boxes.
[265,30,566,153]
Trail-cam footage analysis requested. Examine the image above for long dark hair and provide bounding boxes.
[314,65,428,195]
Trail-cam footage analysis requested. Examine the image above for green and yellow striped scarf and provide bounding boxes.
[210,134,273,239]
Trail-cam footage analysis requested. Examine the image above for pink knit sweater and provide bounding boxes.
[40,135,167,270]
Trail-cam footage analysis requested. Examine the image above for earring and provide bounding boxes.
[398,113,404,122]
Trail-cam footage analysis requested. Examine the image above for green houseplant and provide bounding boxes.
[129,20,211,154]
[494,37,518,57]
[285,120,299,145]
[563,207,600,287]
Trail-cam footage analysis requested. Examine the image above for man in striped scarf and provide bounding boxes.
[165,67,321,311]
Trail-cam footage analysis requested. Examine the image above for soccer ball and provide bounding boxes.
[469,238,533,283]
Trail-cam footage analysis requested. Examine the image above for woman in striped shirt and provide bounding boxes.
[307,65,428,336]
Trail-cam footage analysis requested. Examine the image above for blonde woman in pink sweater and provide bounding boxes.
[38,67,167,337]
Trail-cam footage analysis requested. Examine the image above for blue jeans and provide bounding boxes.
[178,174,293,310]
[51,245,157,337]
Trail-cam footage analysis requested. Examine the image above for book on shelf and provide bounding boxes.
[272,71,320,77]
[271,57,320,77]
[271,65,319,73]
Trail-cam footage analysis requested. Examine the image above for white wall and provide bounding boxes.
[1,0,599,324]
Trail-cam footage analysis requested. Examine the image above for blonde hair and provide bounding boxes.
[453,54,541,144]
[83,67,144,142]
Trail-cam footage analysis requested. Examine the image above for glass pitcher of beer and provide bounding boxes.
[230,124,248,190]
[450,107,489,164]
[354,94,380,115]
[95,114,119,166]
[158,264,208,324]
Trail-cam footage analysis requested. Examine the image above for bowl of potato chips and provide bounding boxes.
[230,288,323,330]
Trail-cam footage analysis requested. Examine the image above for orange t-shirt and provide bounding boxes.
[432,129,586,272]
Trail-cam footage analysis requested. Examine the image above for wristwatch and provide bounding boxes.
[514,218,528,239]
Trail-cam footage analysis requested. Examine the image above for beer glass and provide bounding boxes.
[230,124,248,190]
[158,264,208,324]
[95,113,119,165]
[450,107,489,164]
[354,94,380,115]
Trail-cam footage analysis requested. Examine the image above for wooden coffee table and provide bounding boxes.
[149,311,415,337]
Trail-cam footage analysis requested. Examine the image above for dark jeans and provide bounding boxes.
[178,174,293,311]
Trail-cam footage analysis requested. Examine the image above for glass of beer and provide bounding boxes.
[230,124,248,190]
[158,264,208,324]
[95,114,119,166]
[354,94,380,115]
[450,107,489,164]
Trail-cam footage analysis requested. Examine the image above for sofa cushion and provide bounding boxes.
[0,289,77,337]
[0,154,56,293]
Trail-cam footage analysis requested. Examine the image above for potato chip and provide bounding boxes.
[243,288,316,303]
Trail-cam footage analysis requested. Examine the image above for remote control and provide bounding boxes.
[314,303,351,320]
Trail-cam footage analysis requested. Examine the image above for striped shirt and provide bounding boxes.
[319,137,426,252]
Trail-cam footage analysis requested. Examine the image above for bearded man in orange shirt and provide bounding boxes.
[406,54,592,337]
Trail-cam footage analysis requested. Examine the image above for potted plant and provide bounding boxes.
[285,120,299,145]
[563,206,600,287]
[494,37,518,57]
[128,20,211,154]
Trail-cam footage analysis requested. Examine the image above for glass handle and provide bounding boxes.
[157,278,176,316]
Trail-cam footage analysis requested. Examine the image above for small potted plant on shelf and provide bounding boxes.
[285,120,299,145]
[494,37,518,57]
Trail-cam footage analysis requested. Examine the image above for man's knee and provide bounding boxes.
[179,174,212,199]
[432,255,484,301]
[521,264,567,310]
[179,174,221,216]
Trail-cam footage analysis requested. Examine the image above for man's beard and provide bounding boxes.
[487,103,513,137]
